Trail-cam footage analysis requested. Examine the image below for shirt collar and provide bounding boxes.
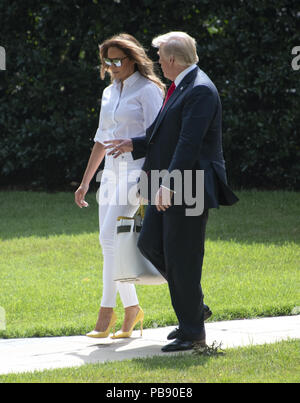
[174,64,197,87]
[114,71,141,88]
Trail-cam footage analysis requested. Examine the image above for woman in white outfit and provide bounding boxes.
[75,34,164,338]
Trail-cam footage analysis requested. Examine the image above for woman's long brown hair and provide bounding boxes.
[99,33,165,94]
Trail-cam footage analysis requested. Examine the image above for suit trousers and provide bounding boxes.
[138,204,209,341]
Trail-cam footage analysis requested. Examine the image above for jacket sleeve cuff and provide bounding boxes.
[131,136,147,160]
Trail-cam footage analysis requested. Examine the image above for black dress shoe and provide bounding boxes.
[167,305,212,340]
[161,338,206,353]
[203,305,212,320]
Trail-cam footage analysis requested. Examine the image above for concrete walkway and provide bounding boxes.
[0,315,299,375]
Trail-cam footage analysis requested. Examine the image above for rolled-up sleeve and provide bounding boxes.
[93,107,106,145]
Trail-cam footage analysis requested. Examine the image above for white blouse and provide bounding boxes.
[94,71,163,162]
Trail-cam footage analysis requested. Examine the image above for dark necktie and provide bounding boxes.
[161,82,176,110]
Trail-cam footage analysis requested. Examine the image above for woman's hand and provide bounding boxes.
[75,183,89,208]
[104,139,133,158]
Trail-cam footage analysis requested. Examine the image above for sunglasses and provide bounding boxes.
[103,56,128,67]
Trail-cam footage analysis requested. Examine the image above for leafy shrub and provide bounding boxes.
[0,0,299,190]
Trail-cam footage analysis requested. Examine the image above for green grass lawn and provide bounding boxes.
[0,190,299,339]
[0,340,299,383]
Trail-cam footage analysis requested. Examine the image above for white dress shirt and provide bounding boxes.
[174,64,197,87]
[94,71,163,163]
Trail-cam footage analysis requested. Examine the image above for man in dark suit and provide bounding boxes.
[105,32,238,352]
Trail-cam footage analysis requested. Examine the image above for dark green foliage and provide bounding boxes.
[0,0,299,190]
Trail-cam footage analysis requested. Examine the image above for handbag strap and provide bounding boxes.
[117,225,142,234]
[135,204,146,219]
[116,205,145,234]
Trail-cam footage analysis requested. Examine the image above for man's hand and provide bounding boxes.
[75,183,89,208]
[155,186,174,212]
[104,139,133,158]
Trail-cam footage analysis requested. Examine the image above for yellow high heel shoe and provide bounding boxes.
[111,308,144,339]
[86,311,117,338]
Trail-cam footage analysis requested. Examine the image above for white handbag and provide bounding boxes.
[113,208,167,285]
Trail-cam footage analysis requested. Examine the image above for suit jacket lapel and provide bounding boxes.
[148,67,199,144]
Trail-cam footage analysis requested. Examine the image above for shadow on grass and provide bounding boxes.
[0,190,299,244]
[0,191,99,240]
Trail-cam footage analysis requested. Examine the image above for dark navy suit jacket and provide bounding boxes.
[131,67,238,210]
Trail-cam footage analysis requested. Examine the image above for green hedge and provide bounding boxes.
[0,0,299,190]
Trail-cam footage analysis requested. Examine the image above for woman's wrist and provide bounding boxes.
[80,182,89,190]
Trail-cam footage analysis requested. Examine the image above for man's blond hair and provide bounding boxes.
[152,31,199,67]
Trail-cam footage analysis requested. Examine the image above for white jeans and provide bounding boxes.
[98,156,142,308]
